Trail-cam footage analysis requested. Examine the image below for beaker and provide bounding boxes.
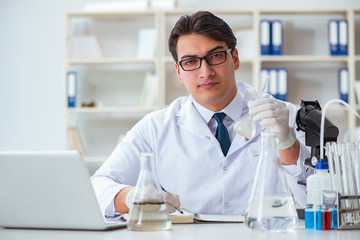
[245,131,298,231]
[234,75,270,140]
[127,152,172,231]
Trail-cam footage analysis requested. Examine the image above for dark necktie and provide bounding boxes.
[213,112,231,156]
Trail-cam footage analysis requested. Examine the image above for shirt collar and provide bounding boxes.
[191,89,245,124]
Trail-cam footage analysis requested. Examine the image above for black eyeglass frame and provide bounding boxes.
[177,48,233,71]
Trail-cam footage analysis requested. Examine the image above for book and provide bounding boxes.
[136,28,157,59]
[139,72,158,107]
[339,68,349,103]
[121,209,244,224]
[277,68,288,101]
[338,19,348,55]
[84,1,149,11]
[328,19,338,55]
[271,20,283,55]
[355,81,360,105]
[67,71,77,108]
[260,19,271,55]
[68,36,104,58]
[67,127,85,156]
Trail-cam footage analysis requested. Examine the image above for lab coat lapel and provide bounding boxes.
[176,98,212,139]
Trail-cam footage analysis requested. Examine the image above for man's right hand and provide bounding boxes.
[116,186,181,213]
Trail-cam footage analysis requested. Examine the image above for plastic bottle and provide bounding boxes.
[306,159,332,207]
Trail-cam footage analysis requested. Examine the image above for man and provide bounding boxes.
[91,11,311,218]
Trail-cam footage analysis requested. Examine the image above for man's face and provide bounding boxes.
[175,33,240,112]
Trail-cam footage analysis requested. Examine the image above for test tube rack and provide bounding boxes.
[337,194,360,230]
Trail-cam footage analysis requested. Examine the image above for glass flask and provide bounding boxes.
[234,75,270,141]
[245,131,298,231]
[127,152,172,231]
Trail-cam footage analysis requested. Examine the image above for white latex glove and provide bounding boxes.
[248,98,290,143]
[125,187,181,213]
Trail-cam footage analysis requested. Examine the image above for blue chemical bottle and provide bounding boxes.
[332,205,338,229]
[305,204,315,229]
[316,205,322,230]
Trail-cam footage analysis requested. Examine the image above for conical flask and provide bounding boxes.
[127,152,172,231]
[245,131,298,231]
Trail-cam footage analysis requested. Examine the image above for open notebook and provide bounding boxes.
[123,209,244,224]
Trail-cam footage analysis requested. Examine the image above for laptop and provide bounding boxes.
[0,151,127,230]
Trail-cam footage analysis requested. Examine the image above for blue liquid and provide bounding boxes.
[331,209,338,229]
[305,210,314,229]
[316,209,322,230]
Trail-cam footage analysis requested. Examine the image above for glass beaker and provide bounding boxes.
[245,131,298,231]
[127,152,172,231]
[234,75,270,140]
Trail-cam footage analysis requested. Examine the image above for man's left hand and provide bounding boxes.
[248,98,290,143]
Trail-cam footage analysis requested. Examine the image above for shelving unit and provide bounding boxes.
[65,8,360,161]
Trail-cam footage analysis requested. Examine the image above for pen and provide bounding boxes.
[161,185,184,214]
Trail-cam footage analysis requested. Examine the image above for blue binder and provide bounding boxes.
[269,68,278,99]
[338,68,349,103]
[277,68,288,101]
[338,19,348,55]
[67,71,77,108]
[271,20,282,55]
[328,19,338,55]
[260,19,271,55]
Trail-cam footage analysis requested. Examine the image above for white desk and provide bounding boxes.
[0,221,359,240]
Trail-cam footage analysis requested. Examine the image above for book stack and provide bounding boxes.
[260,19,283,55]
[328,19,348,56]
[260,68,288,101]
[338,68,349,103]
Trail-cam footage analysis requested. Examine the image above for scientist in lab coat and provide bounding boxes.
[91,11,311,218]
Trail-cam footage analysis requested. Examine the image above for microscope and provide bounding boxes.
[296,100,339,169]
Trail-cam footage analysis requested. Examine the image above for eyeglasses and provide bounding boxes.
[177,49,232,71]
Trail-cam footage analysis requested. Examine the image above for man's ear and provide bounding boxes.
[232,48,240,70]
[175,62,183,84]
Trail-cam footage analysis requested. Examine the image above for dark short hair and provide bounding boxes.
[168,11,237,62]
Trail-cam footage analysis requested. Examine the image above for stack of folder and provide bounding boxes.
[260,19,283,55]
[328,19,348,55]
[260,68,287,101]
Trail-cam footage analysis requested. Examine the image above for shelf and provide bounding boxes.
[67,58,156,65]
[260,55,349,63]
[67,10,156,18]
[67,106,160,113]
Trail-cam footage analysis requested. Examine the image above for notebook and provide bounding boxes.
[0,151,127,230]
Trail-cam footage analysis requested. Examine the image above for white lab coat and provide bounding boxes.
[91,82,311,218]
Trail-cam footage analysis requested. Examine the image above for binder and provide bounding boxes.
[271,20,282,55]
[338,68,349,103]
[277,68,288,101]
[338,19,348,55]
[260,20,271,55]
[67,71,77,108]
[269,68,278,99]
[328,19,338,55]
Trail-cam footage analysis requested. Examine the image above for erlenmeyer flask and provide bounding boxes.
[245,131,298,231]
[127,152,172,231]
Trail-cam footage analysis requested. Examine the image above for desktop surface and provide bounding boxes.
[0,221,359,240]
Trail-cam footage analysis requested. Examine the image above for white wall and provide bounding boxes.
[0,0,359,151]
